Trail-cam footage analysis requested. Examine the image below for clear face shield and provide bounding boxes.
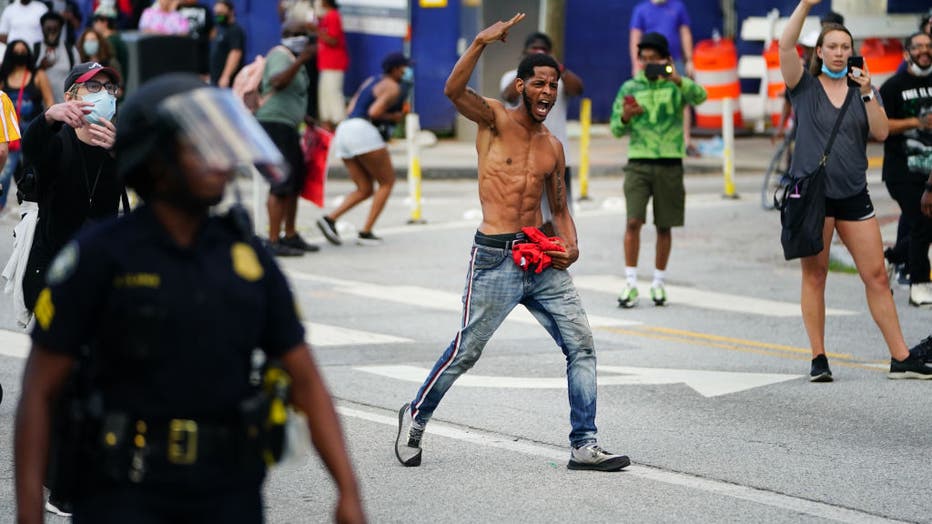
[157,88,287,182]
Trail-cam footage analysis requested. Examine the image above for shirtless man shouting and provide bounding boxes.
[394,13,630,472]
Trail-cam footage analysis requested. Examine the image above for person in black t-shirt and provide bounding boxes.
[208,0,244,87]
[880,31,932,307]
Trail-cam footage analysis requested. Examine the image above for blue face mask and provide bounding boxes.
[82,89,116,124]
[821,63,848,79]
[401,66,413,84]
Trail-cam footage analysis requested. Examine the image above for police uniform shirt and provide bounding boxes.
[30,205,306,421]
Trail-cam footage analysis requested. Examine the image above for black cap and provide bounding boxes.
[638,32,670,58]
[64,61,121,93]
[116,73,205,181]
[381,52,410,73]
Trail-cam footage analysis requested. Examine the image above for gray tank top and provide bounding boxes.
[788,72,870,199]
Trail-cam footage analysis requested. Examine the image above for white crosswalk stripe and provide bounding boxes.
[0,322,414,361]
[572,274,857,317]
[286,269,641,328]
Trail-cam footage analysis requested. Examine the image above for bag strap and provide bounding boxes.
[819,87,855,167]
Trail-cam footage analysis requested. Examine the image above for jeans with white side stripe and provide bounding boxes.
[409,241,599,447]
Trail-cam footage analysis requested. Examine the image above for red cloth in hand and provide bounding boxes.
[512,227,565,273]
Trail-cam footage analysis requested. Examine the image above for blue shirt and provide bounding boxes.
[630,0,691,62]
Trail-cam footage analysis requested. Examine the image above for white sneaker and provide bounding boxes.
[650,283,667,306]
[567,442,630,471]
[45,500,72,517]
[617,284,639,308]
[909,282,932,307]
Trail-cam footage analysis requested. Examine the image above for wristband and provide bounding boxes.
[861,91,874,103]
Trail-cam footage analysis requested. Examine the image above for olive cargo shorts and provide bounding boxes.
[623,161,685,227]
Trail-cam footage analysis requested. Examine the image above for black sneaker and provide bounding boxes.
[280,232,320,252]
[567,443,630,472]
[809,354,833,383]
[356,231,383,246]
[316,216,342,245]
[888,345,932,380]
[394,403,423,467]
[910,336,932,364]
[266,240,304,257]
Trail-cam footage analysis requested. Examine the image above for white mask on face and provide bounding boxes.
[909,60,932,77]
[650,0,667,4]
[82,89,116,124]
[281,35,308,54]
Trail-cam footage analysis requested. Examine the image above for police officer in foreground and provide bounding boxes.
[14,74,365,524]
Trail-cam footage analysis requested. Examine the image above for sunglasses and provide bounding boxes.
[80,79,119,95]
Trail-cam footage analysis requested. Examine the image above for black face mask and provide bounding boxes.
[9,53,30,66]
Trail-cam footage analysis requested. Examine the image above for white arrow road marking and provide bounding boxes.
[286,270,640,328]
[572,274,857,317]
[339,406,907,524]
[355,364,801,397]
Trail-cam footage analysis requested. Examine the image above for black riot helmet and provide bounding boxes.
[116,73,284,199]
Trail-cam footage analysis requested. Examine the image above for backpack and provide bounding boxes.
[232,54,267,113]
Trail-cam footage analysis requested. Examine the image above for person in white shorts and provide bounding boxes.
[316,52,411,246]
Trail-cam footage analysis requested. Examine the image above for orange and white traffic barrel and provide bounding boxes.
[860,38,903,87]
[764,40,785,128]
[694,37,742,131]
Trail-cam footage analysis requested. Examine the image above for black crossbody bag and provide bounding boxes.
[779,88,854,261]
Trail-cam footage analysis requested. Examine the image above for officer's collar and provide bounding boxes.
[137,204,226,252]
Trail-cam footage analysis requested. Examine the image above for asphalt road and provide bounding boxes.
[1,170,930,523]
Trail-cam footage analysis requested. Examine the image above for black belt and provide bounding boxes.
[474,231,527,250]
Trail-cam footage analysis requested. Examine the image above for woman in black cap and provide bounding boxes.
[316,51,411,246]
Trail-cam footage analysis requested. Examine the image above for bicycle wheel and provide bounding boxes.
[761,139,790,210]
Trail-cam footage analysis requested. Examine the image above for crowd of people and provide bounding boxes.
[0,0,930,522]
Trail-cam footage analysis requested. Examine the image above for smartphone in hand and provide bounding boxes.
[644,63,673,80]
[846,56,864,88]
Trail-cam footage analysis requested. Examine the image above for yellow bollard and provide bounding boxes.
[406,113,426,224]
[721,98,739,199]
[578,98,592,200]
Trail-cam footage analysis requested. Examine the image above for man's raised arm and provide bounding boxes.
[444,13,525,126]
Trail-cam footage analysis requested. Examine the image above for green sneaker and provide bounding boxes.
[650,284,667,306]
[617,284,639,308]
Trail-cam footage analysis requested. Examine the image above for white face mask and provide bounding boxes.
[909,60,932,77]
[650,0,667,4]
[281,35,308,54]
[82,89,116,124]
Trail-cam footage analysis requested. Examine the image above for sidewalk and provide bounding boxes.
[327,124,884,180]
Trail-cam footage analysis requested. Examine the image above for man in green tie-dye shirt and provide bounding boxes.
[610,32,706,309]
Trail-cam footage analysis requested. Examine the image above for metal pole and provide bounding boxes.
[722,98,738,199]
[578,98,592,200]
[406,112,426,224]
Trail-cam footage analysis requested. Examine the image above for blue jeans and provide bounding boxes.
[410,235,599,447]
[0,150,21,209]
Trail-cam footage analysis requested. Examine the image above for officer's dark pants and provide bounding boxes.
[72,482,263,524]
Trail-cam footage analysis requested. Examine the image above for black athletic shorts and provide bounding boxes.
[825,188,874,221]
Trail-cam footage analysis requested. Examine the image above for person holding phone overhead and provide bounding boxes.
[610,31,706,308]
[779,0,932,382]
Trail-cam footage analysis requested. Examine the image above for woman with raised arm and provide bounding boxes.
[779,0,931,381]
